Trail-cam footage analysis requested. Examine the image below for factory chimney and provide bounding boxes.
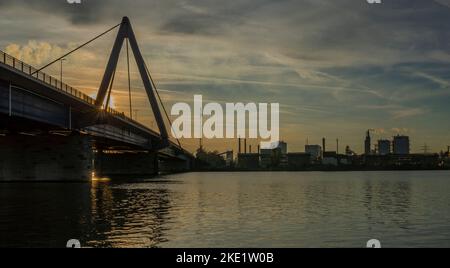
[365,130,371,155]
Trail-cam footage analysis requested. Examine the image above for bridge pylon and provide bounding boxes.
[96,17,169,149]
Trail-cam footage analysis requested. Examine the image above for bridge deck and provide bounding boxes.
[0,50,190,157]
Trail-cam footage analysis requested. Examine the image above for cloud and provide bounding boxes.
[5,41,62,65]
[434,0,450,8]
[391,128,411,134]
[0,0,112,24]
[411,71,450,89]
[1,0,450,152]
[391,108,427,119]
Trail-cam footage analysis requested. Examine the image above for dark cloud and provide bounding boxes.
[0,0,109,24]
[0,0,283,34]
[159,14,228,35]
[158,0,278,35]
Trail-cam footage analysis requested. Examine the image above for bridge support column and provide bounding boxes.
[94,151,158,177]
[0,134,93,181]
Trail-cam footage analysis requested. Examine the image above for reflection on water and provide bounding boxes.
[0,171,449,248]
[87,179,173,247]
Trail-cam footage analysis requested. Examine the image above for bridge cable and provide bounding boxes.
[143,61,182,149]
[126,39,133,120]
[105,65,117,111]
[31,23,122,75]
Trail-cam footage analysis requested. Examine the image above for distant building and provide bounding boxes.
[305,145,322,160]
[287,153,311,169]
[378,140,391,155]
[393,135,410,155]
[260,149,273,168]
[364,130,371,155]
[260,141,288,168]
[278,141,287,155]
[278,141,288,167]
[322,151,338,166]
[339,155,352,165]
[237,153,260,169]
[345,145,356,156]
[225,151,234,167]
[364,154,439,168]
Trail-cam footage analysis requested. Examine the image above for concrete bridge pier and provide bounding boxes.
[0,133,94,182]
[94,150,158,177]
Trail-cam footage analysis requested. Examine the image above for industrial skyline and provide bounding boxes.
[1,0,449,153]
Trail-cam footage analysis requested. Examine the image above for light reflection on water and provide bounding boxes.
[0,171,449,248]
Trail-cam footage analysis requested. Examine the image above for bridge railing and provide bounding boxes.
[0,50,126,119]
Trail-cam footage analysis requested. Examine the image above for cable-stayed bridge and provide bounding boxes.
[0,17,193,181]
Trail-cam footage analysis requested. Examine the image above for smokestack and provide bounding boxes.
[238,138,241,154]
[249,145,252,153]
[336,139,339,155]
[244,139,247,154]
[322,138,326,153]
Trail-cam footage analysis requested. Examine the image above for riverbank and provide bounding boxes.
[194,166,450,172]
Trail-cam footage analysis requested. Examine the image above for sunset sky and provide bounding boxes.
[1,0,449,153]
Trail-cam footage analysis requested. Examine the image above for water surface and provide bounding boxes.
[1,171,449,248]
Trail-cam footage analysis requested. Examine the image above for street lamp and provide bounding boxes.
[60,58,66,83]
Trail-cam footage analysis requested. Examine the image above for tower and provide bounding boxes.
[238,138,241,154]
[322,138,326,154]
[365,130,371,155]
[96,17,168,145]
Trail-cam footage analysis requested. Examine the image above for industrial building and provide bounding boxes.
[237,153,260,170]
[322,151,338,166]
[278,141,288,167]
[363,154,439,168]
[287,153,311,169]
[378,139,391,155]
[259,149,273,168]
[230,134,438,171]
[258,141,288,168]
[393,135,410,155]
[305,145,322,161]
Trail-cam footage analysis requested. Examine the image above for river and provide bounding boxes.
[1,171,449,248]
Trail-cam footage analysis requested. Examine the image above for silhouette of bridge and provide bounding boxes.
[0,17,193,181]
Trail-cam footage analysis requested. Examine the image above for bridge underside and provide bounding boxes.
[0,127,191,181]
[0,132,93,181]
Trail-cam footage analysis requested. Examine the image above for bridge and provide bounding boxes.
[0,17,194,181]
